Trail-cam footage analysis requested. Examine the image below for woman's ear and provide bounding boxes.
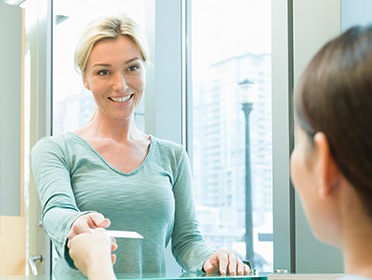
[313,132,341,199]
[83,77,90,90]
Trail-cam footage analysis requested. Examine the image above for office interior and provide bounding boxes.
[0,0,371,278]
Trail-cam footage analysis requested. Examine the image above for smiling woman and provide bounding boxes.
[31,13,250,280]
[52,0,148,135]
[79,36,147,125]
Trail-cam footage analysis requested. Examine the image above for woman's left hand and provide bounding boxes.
[203,249,250,276]
[68,228,117,276]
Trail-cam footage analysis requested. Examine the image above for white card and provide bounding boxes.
[106,230,144,239]
[91,229,144,239]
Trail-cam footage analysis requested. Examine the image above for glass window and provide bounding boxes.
[189,0,273,273]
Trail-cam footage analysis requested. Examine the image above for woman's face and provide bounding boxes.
[290,125,339,245]
[290,126,318,224]
[83,36,146,121]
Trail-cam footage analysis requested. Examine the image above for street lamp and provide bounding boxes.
[238,79,257,265]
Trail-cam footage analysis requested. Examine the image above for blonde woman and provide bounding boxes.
[32,14,249,279]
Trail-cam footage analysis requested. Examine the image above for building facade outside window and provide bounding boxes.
[189,0,273,272]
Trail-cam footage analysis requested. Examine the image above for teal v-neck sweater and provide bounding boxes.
[31,132,214,279]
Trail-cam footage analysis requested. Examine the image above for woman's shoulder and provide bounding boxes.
[31,132,80,154]
[34,131,77,145]
[149,135,188,164]
[151,135,185,153]
[148,136,190,173]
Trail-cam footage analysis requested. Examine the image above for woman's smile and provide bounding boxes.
[109,94,133,103]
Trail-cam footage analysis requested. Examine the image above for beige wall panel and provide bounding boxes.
[0,216,26,275]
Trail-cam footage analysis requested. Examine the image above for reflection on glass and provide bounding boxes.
[190,0,273,273]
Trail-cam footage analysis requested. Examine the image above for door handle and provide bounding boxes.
[29,255,43,275]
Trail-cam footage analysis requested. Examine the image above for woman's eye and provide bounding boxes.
[97,70,110,76]
[127,64,141,72]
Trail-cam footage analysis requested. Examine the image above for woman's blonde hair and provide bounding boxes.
[74,14,150,76]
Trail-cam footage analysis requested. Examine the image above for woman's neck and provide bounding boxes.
[341,190,372,276]
[76,112,146,142]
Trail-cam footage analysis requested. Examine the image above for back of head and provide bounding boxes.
[74,14,149,76]
[294,25,372,217]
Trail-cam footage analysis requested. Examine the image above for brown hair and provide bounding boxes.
[294,25,372,216]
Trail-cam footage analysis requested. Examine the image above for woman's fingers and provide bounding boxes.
[68,213,111,240]
[203,249,251,276]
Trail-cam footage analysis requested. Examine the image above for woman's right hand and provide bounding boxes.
[68,212,111,240]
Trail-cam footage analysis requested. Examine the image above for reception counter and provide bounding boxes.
[0,276,267,280]
[0,274,343,280]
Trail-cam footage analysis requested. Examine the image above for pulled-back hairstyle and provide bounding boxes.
[294,25,372,217]
[74,14,150,76]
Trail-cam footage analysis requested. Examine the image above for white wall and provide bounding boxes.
[0,2,23,216]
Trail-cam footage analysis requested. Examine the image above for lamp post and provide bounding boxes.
[238,79,255,264]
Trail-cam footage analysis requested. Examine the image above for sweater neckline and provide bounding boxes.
[67,131,155,176]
